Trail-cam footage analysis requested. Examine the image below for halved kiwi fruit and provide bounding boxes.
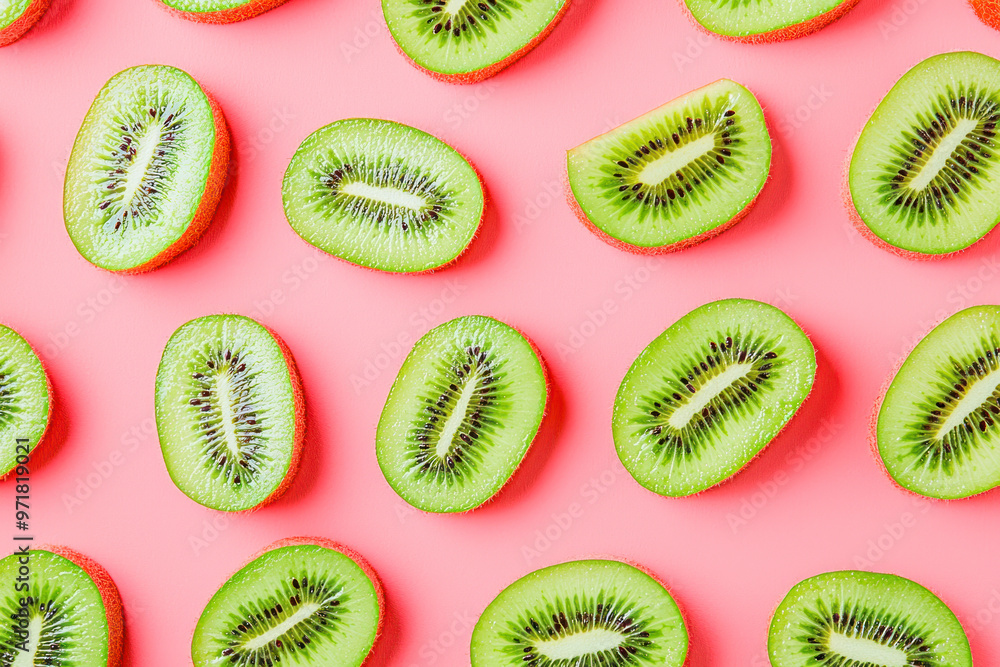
[567,79,771,253]
[192,537,383,667]
[471,559,688,667]
[971,0,1000,30]
[0,325,51,477]
[0,0,49,46]
[0,546,124,667]
[282,119,484,273]
[376,315,547,512]
[768,570,971,667]
[64,65,230,273]
[381,0,570,83]
[847,51,1000,257]
[155,315,305,511]
[613,298,815,496]
[157,0,289,22]
[875,305,1000,499]
[679,0,859,42]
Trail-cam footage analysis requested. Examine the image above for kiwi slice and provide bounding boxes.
[381,0,570,82]
[155,315,304,511]
[874,305,1000,499]
[0,0,49,46]
[0,546,124,667]
[471,559,687,667]
[847,51,1000,257]
[567,79,771,253]
[376,315,547,512]
[679,0,858,42]
[64,65,230,273]
[613,298,815,496]
[0,325,51,477]
[768,570,971,667]
[158,0,289,23]
[192,537,383,667]
[282,119,484,273]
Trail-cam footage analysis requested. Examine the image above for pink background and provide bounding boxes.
[2,0,1000,664]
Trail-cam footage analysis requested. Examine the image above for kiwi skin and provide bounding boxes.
[0,0,50,47]
[678,0,861,43]
[0,326,53,480]
[156,0,290,24]
[971,0,1000,30]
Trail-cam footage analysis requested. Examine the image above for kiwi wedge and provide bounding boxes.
[381,0,570,83]
[567,79,771,253]
[282,119,484,273]
[158,0,289,23]
[155,315,304,511]
[192,537,383,667]
[847,51,1000,257]
[679,0,858,42]
[0,325,51,477]
[471,559,688,667]
[768,570,971,667]
[0,0,49,46]
[376,315,547,512]
[613,298,815,496]
[874,305,1000,499]
[64,65,230,273]
[0,546,124,667]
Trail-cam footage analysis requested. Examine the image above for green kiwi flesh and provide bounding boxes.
[191,543,381,667]
[155,315,301,512]
[768,570,971,667]
[681,0,845,39]
[877,305,1000,498]
[0,0,33,30]
[0,325,49,477]
[471,559,687,667]
[0,549,112,667]
[849,51,1000,255]
[282,118,484,273]
[376,315,547,512]
[613,298,815,496]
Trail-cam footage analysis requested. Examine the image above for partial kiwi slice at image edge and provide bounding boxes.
[158,0,290,23]
[875,305,1000,499]
[613,298,816,497]
[155,314,305,512]
[0,546,124,667]
[0,0,50,47]
[471,559,688,667]
[376,315,547,513]
[381,0,571,82]
[282,118,485,273]
[768,570,972,667]
[192,537,383,667]
[0,324,51,477]
[847,51,1000,257]
[64,64,230,273]
[679,0,859,42]
[567,79,771,253]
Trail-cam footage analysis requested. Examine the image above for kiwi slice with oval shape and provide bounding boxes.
[192,537,383,667]
[0,325,51,477]
[768,570,971,667]
[376,315,547,512]
[471,559,688,667]
[158,0,289,23]
[567,79,771,253]
[64,65,230,273]
[875,305,1000,499]
[381,0,570,83]
[282,119,484,273]
[0,546,124,667]
[847,51,1000,257]
[0,0,50,47]
[614,298,815,496]
[155,315,304,511]
[679,0,858,42]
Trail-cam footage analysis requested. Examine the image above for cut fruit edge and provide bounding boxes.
[971,0,1000,30]
[156,0,291,24]
[0,0,51,47]
[385,0,572,84]
[0,328,53,479]
[677,0,861,44]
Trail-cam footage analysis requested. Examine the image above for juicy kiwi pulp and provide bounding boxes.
[471,560,688,667]
[192,543,381,667]
[567,79,771,250]
[877,305,1000,498]
[0,326,50,477]
[155,315,301,511]
[381,0,568,78]
[768,571,972,667]
[681,0,848,38]
[0,550,112,667]
[613,299,815,496]
[849,51,1000,255]
[282,118,484,273]
[376,315,546,512]
[161,0,259,13]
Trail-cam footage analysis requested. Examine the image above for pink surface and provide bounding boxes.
[1,0,1000,665]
